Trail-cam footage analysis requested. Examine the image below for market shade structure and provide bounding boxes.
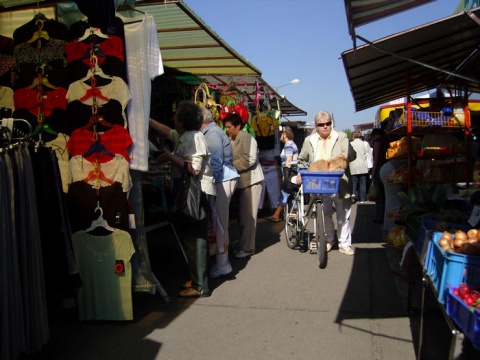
[136,0,306,116]
[341,7,480,112]
[344,0,435,39]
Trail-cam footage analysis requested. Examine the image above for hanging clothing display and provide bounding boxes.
[0,144,49,360]
[119,13,163,171]
[1,3,171,340]
[72,229,135,321]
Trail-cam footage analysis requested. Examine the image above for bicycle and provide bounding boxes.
[284,170,344,269]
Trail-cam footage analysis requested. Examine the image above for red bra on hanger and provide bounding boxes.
[65,35,124,65]
[13,86,68,117]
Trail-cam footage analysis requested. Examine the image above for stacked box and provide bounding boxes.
[446,288,480,351]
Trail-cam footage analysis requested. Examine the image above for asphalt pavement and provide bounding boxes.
[25,202,477,360]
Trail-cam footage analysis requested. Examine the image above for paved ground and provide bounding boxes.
[23,202,480,360]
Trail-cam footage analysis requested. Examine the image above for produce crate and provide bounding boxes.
[426,232,480,304]
[446,288,480,351]
[298,171,343,194]
[405,219,469,266]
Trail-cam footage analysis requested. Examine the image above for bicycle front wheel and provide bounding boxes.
[316,202,328,269]
[284,200,299,249]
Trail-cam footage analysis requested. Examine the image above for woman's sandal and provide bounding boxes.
[178,287,210,298]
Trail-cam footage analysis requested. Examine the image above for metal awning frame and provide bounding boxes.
[341,7,480,112]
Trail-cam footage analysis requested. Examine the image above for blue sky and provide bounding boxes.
[183,0,460,131]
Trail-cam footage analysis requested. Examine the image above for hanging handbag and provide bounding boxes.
[194,83,220,123]
[169,162,206,221]
[219,101,250,123]
[218,89,250,123]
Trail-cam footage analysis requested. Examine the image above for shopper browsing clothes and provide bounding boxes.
[199,107,239,278]
[295,110,356,255]
[223,113,264,258]
[266,126,298,222]
[149,101,215,298]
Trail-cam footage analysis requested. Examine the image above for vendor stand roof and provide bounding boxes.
[138,0,306,116]
[341,6,480,112]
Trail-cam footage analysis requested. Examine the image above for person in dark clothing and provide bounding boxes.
[370,128,389,223]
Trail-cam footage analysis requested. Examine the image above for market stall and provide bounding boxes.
[342,3,480,358]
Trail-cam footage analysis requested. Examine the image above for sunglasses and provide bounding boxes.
[316,121,332,127]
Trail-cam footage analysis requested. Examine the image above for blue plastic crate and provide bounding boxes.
[446,288,480,351]
[426,232,480,304]
[413,220,469,266]
[298,171,343,194]
[425,232,447,301]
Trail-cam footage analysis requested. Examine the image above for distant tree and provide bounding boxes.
[343,128,353,140]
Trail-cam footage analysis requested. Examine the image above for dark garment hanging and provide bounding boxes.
[13,108,72,140]
[67,181,129,233]
[66,56,127,84]
[0,107,13,119]
[0,34,13,55]
[14,38,67,72]
[0,54,15,88]
[14,66,69,90]
[0,150,26,359]
[29,144,80,315]
[66,99,125,130]
[13,15,69,46]
[67,13,124,40]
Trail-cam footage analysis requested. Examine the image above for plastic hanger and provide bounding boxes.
[27,19,50,43]
[83,141,115,158]
[85,201,115,232]
[79,64,113,84]
[77,27,109,42]
[29,66,57,89]
[31,122,58,137]
[78,87,110,102]
[29,76,57,90]
[81,113,115,129]
[79,46,107,61]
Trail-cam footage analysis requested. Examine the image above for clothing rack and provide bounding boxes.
[0,118,32,148]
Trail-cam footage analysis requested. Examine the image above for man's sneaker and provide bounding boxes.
[326,242,333,252]
[209,262,233,278]
[339,246,355,256]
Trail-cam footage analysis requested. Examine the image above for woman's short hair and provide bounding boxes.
[200,106,214,124]
[223,113,244,129]
[283,126,294,140]
[175,100,202,131]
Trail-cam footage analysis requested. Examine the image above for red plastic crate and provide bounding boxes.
[446,288,480,351]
